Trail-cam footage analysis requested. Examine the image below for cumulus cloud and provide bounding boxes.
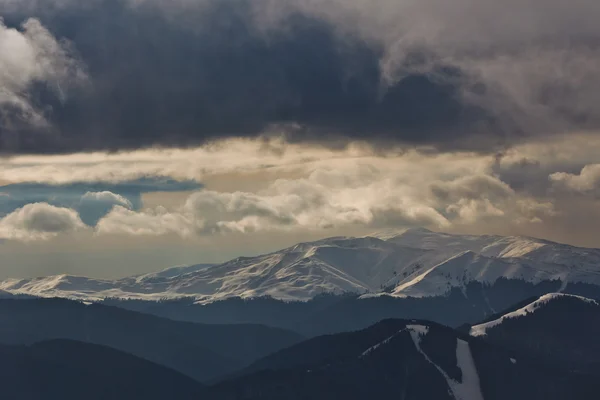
[78,191,133,225]
[550,165,600,195]
[430,175,514,223]
[0,0,599,153]
[96,205,191,237]
[431,175,513,203]
[0,202,86,240]
[0,17,86,148]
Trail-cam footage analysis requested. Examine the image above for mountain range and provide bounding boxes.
[2,228,596,336]
[3,228,600,305]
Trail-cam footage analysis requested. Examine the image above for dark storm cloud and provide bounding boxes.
[1,0,599,154]
[0,0,494,154]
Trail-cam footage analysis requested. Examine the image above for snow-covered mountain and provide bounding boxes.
[2,228,600,302]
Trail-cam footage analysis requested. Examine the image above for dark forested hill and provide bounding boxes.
[467,293,600,374]
[0,339,205,400]
[0,298,303,382]
[208,319,598,400]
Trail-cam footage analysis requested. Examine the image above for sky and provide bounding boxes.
[0,0,600,279]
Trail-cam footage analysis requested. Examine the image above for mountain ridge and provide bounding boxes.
[470,293,598,337]
[466,292,600,375]
[3,228,600,303]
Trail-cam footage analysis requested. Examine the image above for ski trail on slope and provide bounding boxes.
[455,339,485,400]
[408,326,484,400]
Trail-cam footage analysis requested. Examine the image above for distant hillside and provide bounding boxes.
[0,298,303,382]
[468,293,600,374]
[0,339,205,400]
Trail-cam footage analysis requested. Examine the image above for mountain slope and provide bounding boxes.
[0,236,437,301]
[468,293,600,374]
[0,298,303,382]
[0,339,205,400]
[389,250,586,298]
[209,319,598,400]
[3,228,600,304]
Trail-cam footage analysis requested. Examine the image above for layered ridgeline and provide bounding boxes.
[466,293,600,375]
[3,228,600,302]
[4,318,597,399]
[208,319,598,400]
[0,298,303,383]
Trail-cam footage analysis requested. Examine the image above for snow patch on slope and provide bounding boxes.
[470,293,598,336]
[407,324,430,337]
[455,339,485,400]
[361,331,403,357]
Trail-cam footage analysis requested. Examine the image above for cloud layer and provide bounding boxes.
[0,137,573,242]
[1,0,599,153]
[93,159,556,238]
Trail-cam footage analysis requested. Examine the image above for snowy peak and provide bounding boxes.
[134,263,214,281]
[388,228,548,259]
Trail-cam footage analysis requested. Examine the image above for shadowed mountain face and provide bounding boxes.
[467,293,600,374]
[0,339,205,400]
[208,319,599,400]
[0,298,304,382]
